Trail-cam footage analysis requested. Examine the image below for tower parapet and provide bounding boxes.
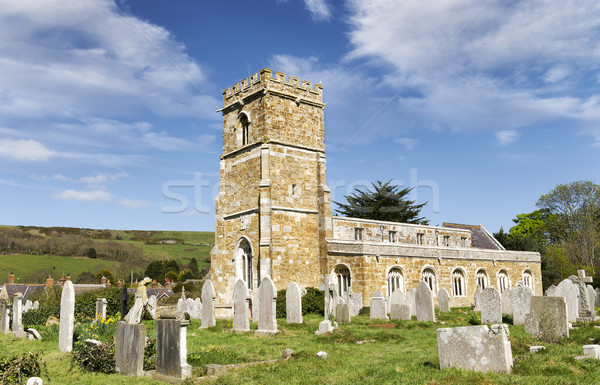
[222,68,323,110]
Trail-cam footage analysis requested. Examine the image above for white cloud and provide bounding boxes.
[304,0,331,21]
[0,138,55,162]
[80,172,128,186]
[394,137,419,150]
[31,174,69,181]
[55,189,111,202]
[495,130,519,147]
[120,199,146,208]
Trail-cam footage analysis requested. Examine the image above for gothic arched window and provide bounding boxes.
[387,267,405,297]
[421,267,437,293]
[451,269,466,297]
[476,269,489,290]
[334,265,351,297]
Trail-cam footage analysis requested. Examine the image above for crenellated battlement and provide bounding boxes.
[222,68,323,108]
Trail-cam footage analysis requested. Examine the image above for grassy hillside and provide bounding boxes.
[0,225,214,284]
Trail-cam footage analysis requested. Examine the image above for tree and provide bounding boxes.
[144,260,165,283]
[334,180,428,224]
[537,181,600,271]
[96,268,114,284]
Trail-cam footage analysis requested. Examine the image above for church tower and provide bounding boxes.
[210,69,332,314]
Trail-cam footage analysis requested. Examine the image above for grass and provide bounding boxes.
[4,308,600,384]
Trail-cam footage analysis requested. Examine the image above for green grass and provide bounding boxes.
[5,309,599,384]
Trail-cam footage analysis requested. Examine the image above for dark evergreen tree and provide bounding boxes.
[334,180,428,224]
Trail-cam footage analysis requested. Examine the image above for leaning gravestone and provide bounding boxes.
[437,324,513,373]
[58,280,75,352]
[286,282,303,324]
[115,321,146,376]
[96,298,107,320]
[438,288,450,313]
[481,287,502,324]
[370,290,388,320]
[155,313,192,380]
[415,281,435,322]
[232,279,250,332]
[1,302,9,334]
[256,277,278,334]
[513,285,533,325]
[546,285,557,297]
[501,287,514,315]
[525,296,568,343]
[201,280,216,328]
[555,279,579,323]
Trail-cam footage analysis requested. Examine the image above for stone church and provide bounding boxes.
[210,69,541,316]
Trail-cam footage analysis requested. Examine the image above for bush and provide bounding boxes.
[86,247,97,259]
[23,287,62,327]
[71,341,116,374]
[276,289,286,318]
[0,351,45,384]
[302,287,324,315]
[144,337,156,371]
[74,287,132,321]
[358,306,370,316]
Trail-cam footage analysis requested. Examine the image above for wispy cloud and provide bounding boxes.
[0,138,55,162]
[304,0,331,21]
[120,199,146,208]
[495,130,519,147]
[394,137,419,150]
[55,189,111,202]
[81,172,128,186]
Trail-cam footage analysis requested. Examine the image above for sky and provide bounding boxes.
[1,0,600,233]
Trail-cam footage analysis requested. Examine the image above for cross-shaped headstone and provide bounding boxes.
[119,287,129,320]
[319,276,336,320]
[572,270,594,319]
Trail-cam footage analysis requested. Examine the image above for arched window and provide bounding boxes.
[387,267,404,297]
[451,269,466,297]
[522,270,533,290]
[497,269,509,294]
[240,113,250,146]
[334,265,351,297]
[235,238,253,290]
[421,267,436,293]
[476,269,489,290]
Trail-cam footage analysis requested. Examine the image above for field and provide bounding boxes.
[2,310,600,384]
[0,226,214,284]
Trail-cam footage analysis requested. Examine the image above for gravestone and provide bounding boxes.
[555,279,579,322]
[252,291,260,324]
[596,288,600,307]
[12,292,25,338]
[23,300,33,313]
[147,295,157,319]
[524,296,568,343]
[176,297,184,313]
[155,315,192,379]
[437,288,450,313]
[415,281,435,322]
[406,288,416,316]
[473,286,483,311]
[370,290,388,320]
[501,288,514,315]
[316,276,337,335]
[513,285,533,325]
[546,285,557,297]
[571,270,594,322]
[115,321,146,376]
[1,302,9,334]
[33,301,39,310]
[201,280,216,328]
[58,280,75,352]
[399,304,412,320]
[256,277,277,334]
[389,289,406,320]
[344,289,362,317]
[336,302,351,324]
[193,298,203,319]
[437,324,513,373]
[26,377,43,385]
[119,287,129,320]
[286,282,303,324]
[232,279,250,332]
[96,298,107,320]
[481,287,502,324]
[587,285,596,311]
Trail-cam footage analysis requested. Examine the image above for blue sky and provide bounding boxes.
[1,0,599,233]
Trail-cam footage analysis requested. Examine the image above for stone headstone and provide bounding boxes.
[571,270,594,321]
[555,279,579,323]
[415,281,435,322]
[12,292,25,337]
[320,275,335,320]
[201,280,216,328]
[546,285,557,297]
[315,319,335,335]
[438,288,450,313]
[192,298,203,319]
[370,290,388,320]
[1,302,10,334]
[582,345,600,359]
[147,295,158,319]
[513,285,533,325]
[336,302,351,324]
[252,291,260,324]
[524,296,568,343]
[115,321,146,377]
[587,285,596,313]
[23,300,33,313]
[26,378,43,385]
[256,276,277,334]
[33,301,39,310]
[155,317,192,379]
[232,279,250,332]
[437,324,513,373]
[501,287,514,315]
[119,287,129,320]
[286,282,303,324]
[407,288,416,311]
[399,304,412,320]
[125,297,145,325]
[176,297,184,313]
[595,288,600,307]
[481,287,502,324]
[25,328,42,340]
[96,298,107,320]
[58,280,75,352]
[344,290,362,317]
[389,290,406,320]
[473,286,483,311]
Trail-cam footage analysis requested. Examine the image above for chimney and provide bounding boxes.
[101,275,108,286]
[46,276,54,289]
[8,273,14,285]
[164,278,172,290]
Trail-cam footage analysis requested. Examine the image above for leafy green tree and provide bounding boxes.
[95,268,114,284]
[177,269,194,282]
[165,270,179,283]
[144,260,165,282]
[76,271,99,284]
[335,180,428,224]
[188,258,200,278]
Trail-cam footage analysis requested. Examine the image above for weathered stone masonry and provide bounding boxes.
[210,69,542,316]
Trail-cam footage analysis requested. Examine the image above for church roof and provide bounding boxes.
[442,223,505,250]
